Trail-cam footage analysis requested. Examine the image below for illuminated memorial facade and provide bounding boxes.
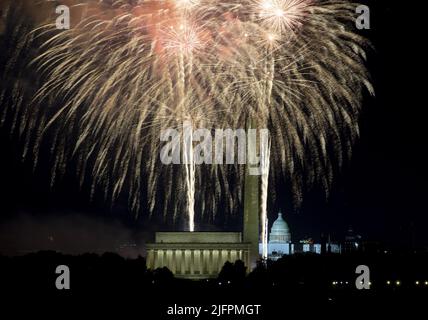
[146,232,251,279]
[146,163,260,279]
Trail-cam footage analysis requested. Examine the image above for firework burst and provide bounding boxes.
[0,0,373,230]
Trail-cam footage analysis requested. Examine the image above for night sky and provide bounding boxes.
[0,1,426,255]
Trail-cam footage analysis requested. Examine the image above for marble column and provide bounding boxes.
[162,250,167,268]
[231,250,236,263]
[154,250,159,269]
[194,250,201,275]
[190,250,195,275]
[208,250,213,275]
[146,249,154,270]
[213,250,219,274]
[181,250,186,275]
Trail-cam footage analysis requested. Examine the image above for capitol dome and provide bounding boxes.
[269,212,291,243]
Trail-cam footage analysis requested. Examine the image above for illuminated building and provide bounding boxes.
[146,165,260,279]
[259,212,341,260]
[146,232,250,279]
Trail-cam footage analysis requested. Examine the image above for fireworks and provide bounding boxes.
[0,0,373,231]
[256,0,310,34]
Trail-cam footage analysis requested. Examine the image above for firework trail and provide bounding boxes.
[183,121,196,231]
[0,0,374,231]
[260,136,271,259]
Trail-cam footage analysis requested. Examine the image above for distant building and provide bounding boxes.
[146,232,250,279]
[259,213,293,259]
[342,227,362,253]
[259,212,341,260]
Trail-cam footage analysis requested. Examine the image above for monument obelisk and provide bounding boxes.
[243,119,260,270]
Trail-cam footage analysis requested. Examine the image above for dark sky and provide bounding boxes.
[0,1,427,255]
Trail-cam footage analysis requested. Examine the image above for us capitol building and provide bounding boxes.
[258,212,340,260]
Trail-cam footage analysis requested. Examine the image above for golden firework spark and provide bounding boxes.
[0,0,374,229]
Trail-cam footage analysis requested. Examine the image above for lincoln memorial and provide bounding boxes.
[146,232,251,279]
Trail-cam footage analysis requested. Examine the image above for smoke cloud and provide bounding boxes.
[0,212,146,258]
